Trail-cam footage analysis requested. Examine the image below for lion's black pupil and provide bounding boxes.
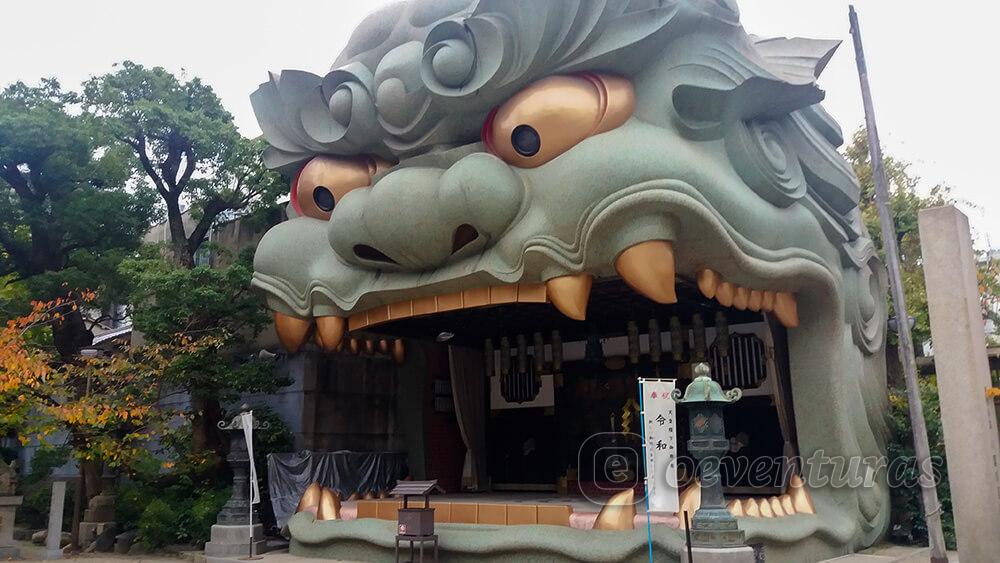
[313,186,335,212]
[511,124,541,157]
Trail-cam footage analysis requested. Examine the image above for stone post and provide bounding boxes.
[0,496,22,559]
[204,405,268,562]
[44,480,67,560]
[918,205,1000,562]
[0,460,23,559]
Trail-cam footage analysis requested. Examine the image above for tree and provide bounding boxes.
[845,128,1000,349]
[979,254,1000,345]
[82,62,288,459]
[0,79,157,358]
[121,247,289,460]
[845,129,950,347]
[0,293,171,468]
[81,62,284,268]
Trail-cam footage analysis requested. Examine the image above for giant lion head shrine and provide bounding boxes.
[248,0,894,561]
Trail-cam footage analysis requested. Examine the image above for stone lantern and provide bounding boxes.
[205,404,270,561]
[672,363,751,559]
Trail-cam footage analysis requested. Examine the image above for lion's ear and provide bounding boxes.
[671,36,841,139]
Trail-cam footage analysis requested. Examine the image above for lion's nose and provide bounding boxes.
[328,153,523,271]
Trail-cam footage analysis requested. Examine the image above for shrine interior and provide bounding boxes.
[359,275,800,503]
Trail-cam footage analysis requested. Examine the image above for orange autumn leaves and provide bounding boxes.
[0,292,217,466]
[0,299,67,394]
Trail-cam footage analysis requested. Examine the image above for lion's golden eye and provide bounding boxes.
[292,155,391,220]
[483,72,635,168]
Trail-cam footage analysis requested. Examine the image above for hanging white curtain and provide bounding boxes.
[448,345,488,491]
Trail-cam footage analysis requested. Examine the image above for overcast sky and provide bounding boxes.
[3,1,996,247]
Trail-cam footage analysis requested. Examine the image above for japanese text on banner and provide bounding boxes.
[641,379,678,513]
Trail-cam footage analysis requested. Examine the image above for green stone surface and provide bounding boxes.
[251,2,891,561]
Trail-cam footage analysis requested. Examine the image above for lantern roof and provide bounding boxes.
[673,363,743,405]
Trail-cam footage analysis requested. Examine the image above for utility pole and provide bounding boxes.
[848,6,947,562]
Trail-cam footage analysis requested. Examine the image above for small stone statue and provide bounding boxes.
[0,461,16,496]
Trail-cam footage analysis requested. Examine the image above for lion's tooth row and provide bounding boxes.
[546,240,680,320]
[726,491,814,518]
[273,312,404,362]
[274,280,559,354]
[697,268,799,328]
[279,248,805,351]
[679,474,816,524]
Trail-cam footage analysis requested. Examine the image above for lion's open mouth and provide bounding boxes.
[266,238,820,521]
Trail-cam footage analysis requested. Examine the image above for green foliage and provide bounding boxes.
[844,129,951,346]
[980,255,1000,345]
[117,408,290,545]
[251,406,295,457]
[81,62,284,266]
[185,488,229,544]
[122,474,229,548]
[0,78,157,315]
[137,498,181,548]
[81,61,235,162]
[887,379,956,549]
[120,247,289,401]
[123,246,268,343]
[115,480,155,532]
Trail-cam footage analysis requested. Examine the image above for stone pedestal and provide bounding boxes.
[79,470,116,548]
[204,523,265,561]
[0,495,24,559]
[44,481,67,560]
[919,205,1000,563]
[681,545,755,562]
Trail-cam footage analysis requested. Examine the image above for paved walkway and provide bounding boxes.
[822,544,959,562]
[13,541,177,561]
[14,539,957,562]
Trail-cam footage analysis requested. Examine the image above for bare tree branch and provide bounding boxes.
[132,136,169,199]
[1,164,39,202]
[177,145,197,189]
[186,198,228,256]
[160,134,183,191]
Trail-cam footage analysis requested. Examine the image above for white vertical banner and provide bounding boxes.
[240,410,260,505]
[639,379,678,513]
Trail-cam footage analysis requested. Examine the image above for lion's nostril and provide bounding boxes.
[451,224,480,255]
[353,244,397,264]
